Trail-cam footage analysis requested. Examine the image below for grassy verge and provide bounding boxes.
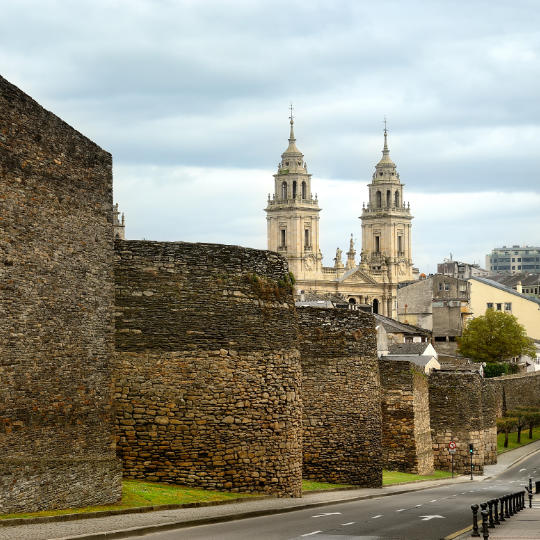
[497,427,540,454]
[302,480,353,491]
[0,480,255,520]
[383,469,454,486]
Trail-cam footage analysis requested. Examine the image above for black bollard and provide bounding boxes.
[529,487,533,509]
[505,495,510,518]
[493,496,500,525]
[536,480,540,495]
[471,504,481,537]
[481,509,490,540]
[487,499,495,528]
[529,477,533,495]
[510,493,515,516]
[498,497,506,522]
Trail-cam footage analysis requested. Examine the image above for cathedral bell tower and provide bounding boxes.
[361,126,414,282]
[265,111,322,279]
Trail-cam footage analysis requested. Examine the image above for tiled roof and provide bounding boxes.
[388,342,432,355]
[373,313,431,335]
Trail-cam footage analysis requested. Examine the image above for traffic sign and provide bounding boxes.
[449,441,457,450]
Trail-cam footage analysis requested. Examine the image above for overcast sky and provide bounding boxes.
[2,0,539,273]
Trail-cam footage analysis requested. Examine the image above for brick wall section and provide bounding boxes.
[0,75,121,513]
[379,359,434,475]
[429,371,485,474]
[114,241,302,497]
[297,307,382,487]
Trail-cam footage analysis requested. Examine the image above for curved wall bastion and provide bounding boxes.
[113,240,303,497]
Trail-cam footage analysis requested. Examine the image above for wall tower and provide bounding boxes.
[265,111,322,279]
[361,127,414,285]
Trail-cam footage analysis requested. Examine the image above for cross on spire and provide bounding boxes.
[289,103,294,125]
[383,116,388,134]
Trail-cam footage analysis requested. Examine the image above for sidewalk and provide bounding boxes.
[1,441,539,540]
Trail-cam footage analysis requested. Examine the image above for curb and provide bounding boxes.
[442,524,473,540]
[482,444,540,481]
[46,479,474,540]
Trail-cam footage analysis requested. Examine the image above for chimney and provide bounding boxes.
[516,281,523,294]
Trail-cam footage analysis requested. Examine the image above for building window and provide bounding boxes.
[398,236,403,254]
[438,283,443,291]
[395,191,399,206]
[281,181,287,199]
[292,181,297,198]
[487,302,493,309]
[386,190,391,207]
[302,181,307,199]
[496,303,502,311]
[280,229,286,248]
[505,303,512,311]
[375,235,380,253]
[445,283,450,291]
[376,191,382,208]
[304,229,310,248]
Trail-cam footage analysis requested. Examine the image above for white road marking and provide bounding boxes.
[396,508,406,512]
[415,504,422,507]
[311,512,342,518]
[419,515,445,521]
[430,499,438,502]
[371,515,383,519]
[519,468,527,472]
[342,522,355,525]
[301,532,322,537]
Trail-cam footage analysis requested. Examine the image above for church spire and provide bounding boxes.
[289,103,295,142]
[282,104,302,156]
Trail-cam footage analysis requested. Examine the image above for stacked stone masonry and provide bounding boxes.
[428,371,487,475]
[297,307,383,487]
[494,372,540,415]
[0,75,121,513]
[114,241,303,497]
[379,359,434,475]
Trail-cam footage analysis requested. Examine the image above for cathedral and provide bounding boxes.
[265,114,418,318]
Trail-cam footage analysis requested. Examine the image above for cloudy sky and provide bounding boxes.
[2,0,539,272]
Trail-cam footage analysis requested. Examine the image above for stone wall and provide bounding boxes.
[482,379,499,465]
[114,241,302,497]
[0,75,121,513]
[297,307,382,487]
[379,359,434,475]
[429,371,485,474]
[493,371,540,415]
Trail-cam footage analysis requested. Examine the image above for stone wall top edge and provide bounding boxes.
[0,74,110,157]
[115,239,288,264]
[492,371,540,381]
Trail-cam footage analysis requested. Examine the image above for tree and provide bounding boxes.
[457,309,536,363]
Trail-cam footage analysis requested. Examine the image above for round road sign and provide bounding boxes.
[449,441,457,450]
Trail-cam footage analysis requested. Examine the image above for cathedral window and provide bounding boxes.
[375,235,380,253]
[281,181,287,199]
[280,229,286,248]
[398,236,403,254]
[301,181,307,199]
[386,190,391,207]
[304,229,310,248]
[376,191,382,208]
[292,181,297,198]
[395,191,399,206]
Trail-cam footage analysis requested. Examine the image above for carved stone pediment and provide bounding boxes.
[338,266,378,285]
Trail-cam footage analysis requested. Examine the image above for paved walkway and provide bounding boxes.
[1,442,539,540]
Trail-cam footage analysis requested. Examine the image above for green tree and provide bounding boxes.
[457,309,536,363]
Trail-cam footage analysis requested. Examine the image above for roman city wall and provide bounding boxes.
[379,359,434,475]
[114,241,303,497]
[492,371,540,416]
[0,75,121,513]
[297,307,383,487]
[428,371,487,474]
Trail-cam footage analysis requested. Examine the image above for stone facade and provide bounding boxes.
[297,308,382,487]
[428,371,486,474]
[493,371,540,413]
[114,240,303,497]
[379,359,434,475]
[482,379,499,465]
[0,75,121,513]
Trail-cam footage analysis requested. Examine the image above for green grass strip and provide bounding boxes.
[0,480,254,520]
[383,469,454,486]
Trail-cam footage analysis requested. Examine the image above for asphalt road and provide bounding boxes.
[130,452,540,540]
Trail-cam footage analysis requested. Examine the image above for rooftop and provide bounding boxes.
[468,276,540,306]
